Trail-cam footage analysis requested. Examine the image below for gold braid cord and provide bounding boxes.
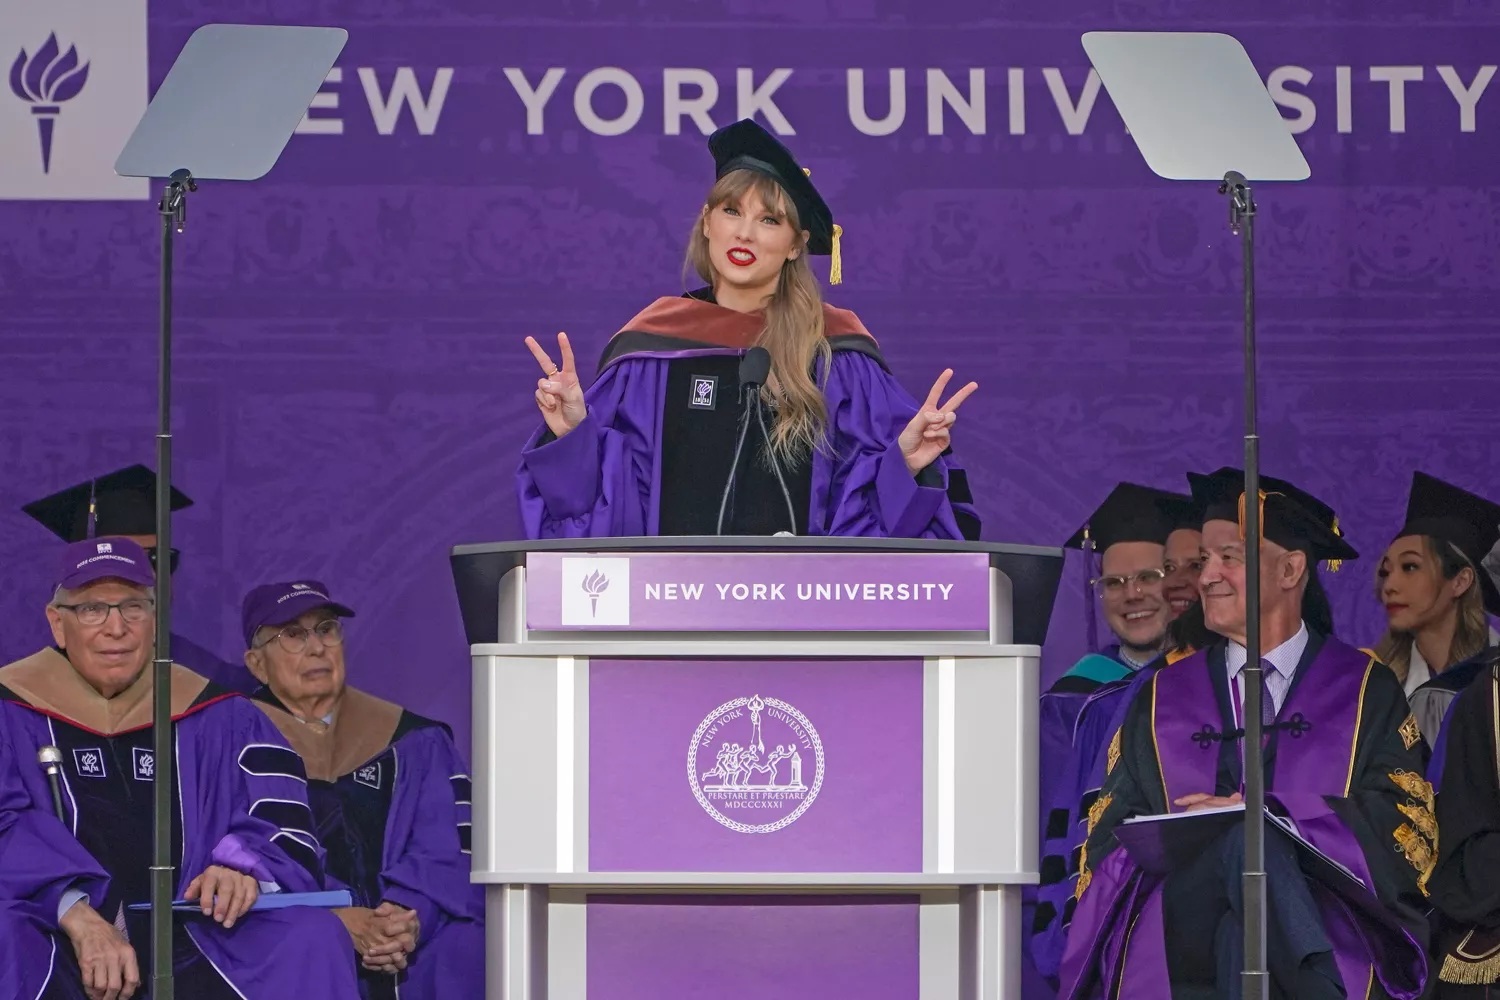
[1106,728,1122,775]
[1074,793,1114,901]
[1388,769,1437,894]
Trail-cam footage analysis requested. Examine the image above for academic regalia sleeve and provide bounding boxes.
[1059,683,1166,1000]
[516,359,665,539]
[379,728,482,933]
[1075,681,1162,890]
[0,715,109,924]
[1270,665,1434,924]
[215,701,327,892]
[1429,669,1500,927]
[815,351,979,539]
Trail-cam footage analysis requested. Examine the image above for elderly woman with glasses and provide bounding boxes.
[241,580,483,1000]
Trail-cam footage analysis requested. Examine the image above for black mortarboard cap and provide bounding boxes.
[22,464,192,542]
[707,119,841,279]
[1188,466,1358,566]
[1396,471,1500,615]
[1064,482,1194,552]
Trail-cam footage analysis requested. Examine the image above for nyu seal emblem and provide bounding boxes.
[687,694,824,834]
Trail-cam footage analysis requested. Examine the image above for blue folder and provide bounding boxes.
[127,889,351,912]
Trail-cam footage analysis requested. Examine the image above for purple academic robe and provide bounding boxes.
[1031,661,1162,984]
[516,298,978,539]
[250,686,484,1000]
[361,725,485,999]
[0,687,358,999]
[1059,636,1431,1000]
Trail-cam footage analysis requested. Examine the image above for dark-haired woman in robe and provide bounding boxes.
[1376,473,1500,743]
[516,119,980,540]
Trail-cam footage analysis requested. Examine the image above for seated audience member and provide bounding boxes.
[23,464,250,692]
[1376,472,1500,742]
[1060,468,1431,1000]
[1428,651,1500,997]
[1031,485,1202,984]
[0,539,357,1000]
[242,581,484,1000]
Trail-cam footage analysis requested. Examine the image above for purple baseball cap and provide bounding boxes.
[58,537,157,591]
[241,581,355,647]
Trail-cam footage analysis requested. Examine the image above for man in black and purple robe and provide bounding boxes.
[23,464,250,693]
[0,538,359,1000]
[1031,482,1197,985]
[241,580,484,1000]
[1060,468,1432,1000]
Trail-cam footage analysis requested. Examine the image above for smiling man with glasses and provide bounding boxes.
[1031,481,1201,986]
[0,538,360,1000]
[242,580,483,1000]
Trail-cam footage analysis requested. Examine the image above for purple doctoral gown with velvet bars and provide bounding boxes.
[516,295,980,540]
[1031,658,1168,985]
[0,658,358,1000]
[1059,634,1432,1000]
[252,687,485,1000]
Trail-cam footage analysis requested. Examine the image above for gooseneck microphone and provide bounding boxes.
[755,401,798,535]
[716,347,772,535]
[37,746,66,824]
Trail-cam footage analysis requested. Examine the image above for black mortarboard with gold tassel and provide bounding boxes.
[1188,466,1358,570]
[708,118,842,284]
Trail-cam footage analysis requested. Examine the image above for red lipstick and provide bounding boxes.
[727,247,756,267]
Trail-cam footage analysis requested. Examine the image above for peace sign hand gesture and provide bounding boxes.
[526,332,587,439]
[899,369,978,476]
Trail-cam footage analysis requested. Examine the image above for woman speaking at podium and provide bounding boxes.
[516,120,980,540]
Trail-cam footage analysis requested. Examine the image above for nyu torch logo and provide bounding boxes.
[9,33,90,174]
[581,569,610,617]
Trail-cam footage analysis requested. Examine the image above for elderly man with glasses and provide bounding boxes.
[0,538,359,1000]
[241,580,483,1000]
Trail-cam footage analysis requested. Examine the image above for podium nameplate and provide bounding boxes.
[524,550,990,632]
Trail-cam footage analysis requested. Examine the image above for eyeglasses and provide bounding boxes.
[55,599,155,627]
[256,619,344,654]
[1092,568,1167,597]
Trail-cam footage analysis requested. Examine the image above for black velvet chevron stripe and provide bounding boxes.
[1032,901,1057,934]
[238,745,307,782]
[1039,855,1068,886]
[250,799,316,836]
[450,775,472,803]
[457,821,472,854]
[1045,807,1070,841]
[272,831,321,878]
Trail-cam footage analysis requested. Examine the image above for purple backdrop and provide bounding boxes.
[3,1,1500,762]
[586,894,920,1000]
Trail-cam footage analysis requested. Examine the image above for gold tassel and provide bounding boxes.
[1326,516,1344,573]
[830,223,843,285]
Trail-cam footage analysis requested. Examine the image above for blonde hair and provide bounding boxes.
[685,169,831,462]
[1374,535,1490,683]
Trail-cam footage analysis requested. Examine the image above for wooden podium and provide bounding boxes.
[451,537,1063,1000]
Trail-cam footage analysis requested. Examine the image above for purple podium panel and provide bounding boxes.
[527,550,990,630]
[586,895,920,1000]
[590,658,923,872]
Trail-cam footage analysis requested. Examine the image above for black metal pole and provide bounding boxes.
[152,167,193,1000]
[1221,170,1266,1000]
